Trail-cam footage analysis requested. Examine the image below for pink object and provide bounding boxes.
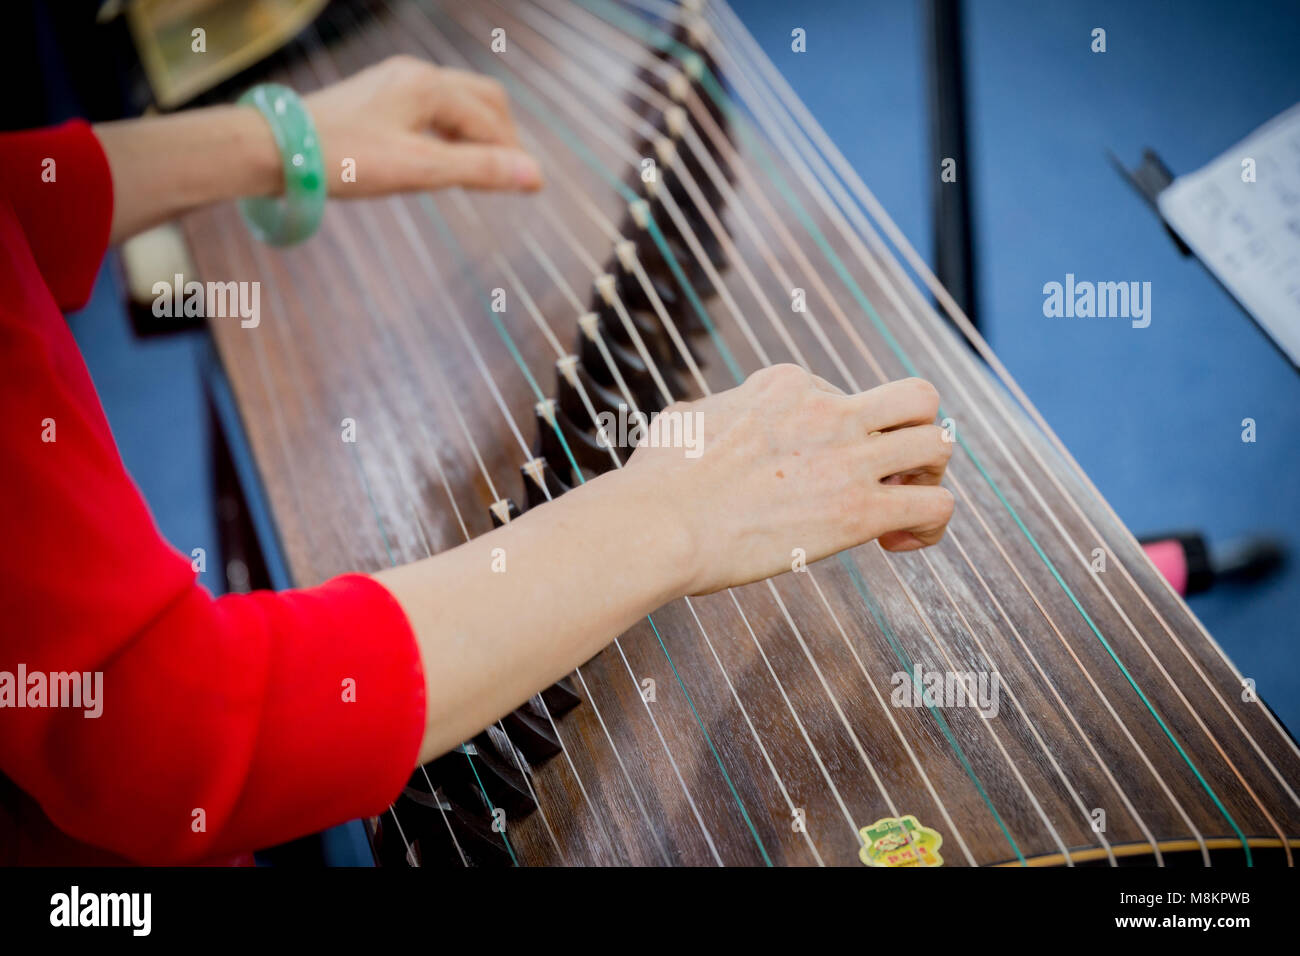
[1144,540,1189,596]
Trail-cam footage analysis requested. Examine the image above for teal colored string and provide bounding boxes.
[425,199,547,400]
[458,742,519,866]
[953,428,1252,864]
[728,49,1253,868]
[576,0,1251,865]
[415,0,746,385]
[413,168,771,864]
[348,442,519,865]
[420,0,995,864]
[420,195,585,484]
[734,103,1254,865]
[644,218,746,382]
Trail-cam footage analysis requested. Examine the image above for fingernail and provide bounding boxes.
[512,153,543,190]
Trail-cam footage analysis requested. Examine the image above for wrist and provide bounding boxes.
[222,105,284,199]
[598,461,700,602]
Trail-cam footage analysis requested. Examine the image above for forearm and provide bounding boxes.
[374,464,692,765]
[94,106,281,244]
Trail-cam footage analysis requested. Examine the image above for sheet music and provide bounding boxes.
[1158,102,1300,366]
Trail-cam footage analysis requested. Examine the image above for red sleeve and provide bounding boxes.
[0,120,113,311]
[0,122,427,863]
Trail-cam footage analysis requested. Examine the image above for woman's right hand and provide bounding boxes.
[382,363,955,761]
[626,364,955,595]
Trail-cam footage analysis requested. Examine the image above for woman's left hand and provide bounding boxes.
[98,55,543,243]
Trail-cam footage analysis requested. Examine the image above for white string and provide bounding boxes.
[328,4,728,864]
[700,0,1292,857]
[525,206,941,860]
[478,200,831,863]
[423,0,984,862]
[211,210,431,866]
[574,0,1217,864]
[464,0,1098,863]
[705,6,1300,793]
[280,22,624,868]
[251,0,1298,865]
[523,0,1124,861]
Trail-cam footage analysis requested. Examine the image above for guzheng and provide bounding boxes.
[183,0,1300,866]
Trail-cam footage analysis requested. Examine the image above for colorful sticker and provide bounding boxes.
[858,814,944,867]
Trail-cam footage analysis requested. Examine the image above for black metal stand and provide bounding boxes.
[923,0,979,333]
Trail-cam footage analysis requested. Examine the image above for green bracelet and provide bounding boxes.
[237,83,326,246]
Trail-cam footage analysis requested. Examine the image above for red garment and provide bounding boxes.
[0,120,426,864]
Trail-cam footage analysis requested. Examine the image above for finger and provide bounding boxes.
[876,484,955,551]
[427,94,519,147]
[437,68,512,115]
[424,70,520,146]
[385,59,516,144]
[455,84,522,147]
[412,139,543,192]
[852,377,940,433]
[863,424,951,480]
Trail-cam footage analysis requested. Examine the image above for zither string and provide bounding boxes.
[297,23,666,864]
[430,0,1071,863]
[697,0,1299,850]
[408,0,1024,868]
[385,0,973,863]
[707,2,1300,809]
[488,0,1153,865]
[583,0,1257,862]
[689,0,1290,857]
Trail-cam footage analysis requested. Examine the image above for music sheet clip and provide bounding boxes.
[1114,103,1300,369]
[1110,149,1192,256]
